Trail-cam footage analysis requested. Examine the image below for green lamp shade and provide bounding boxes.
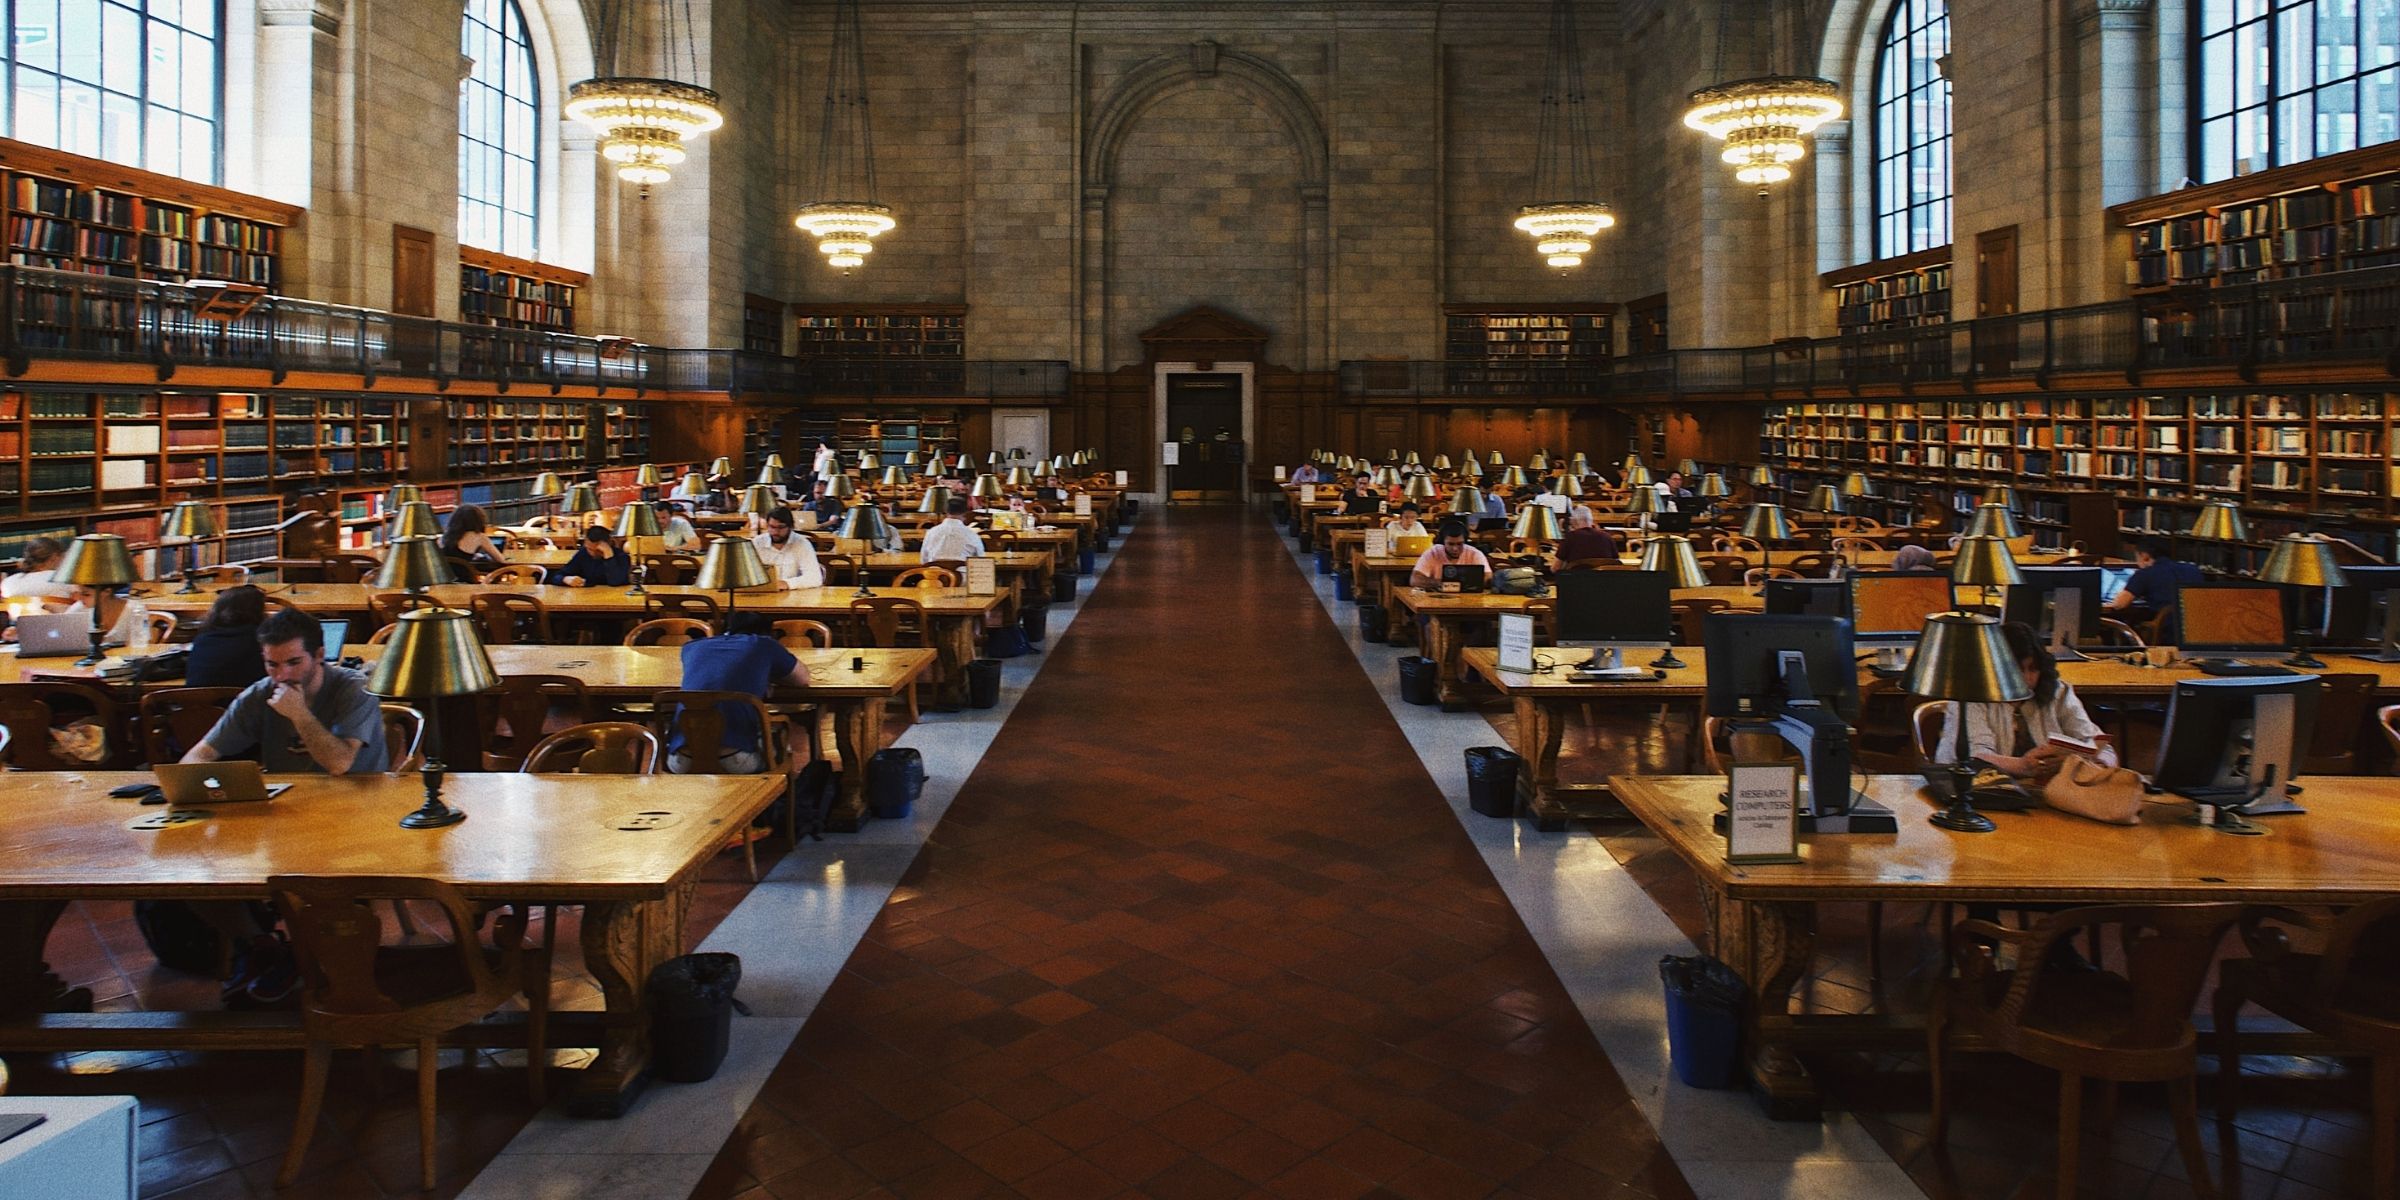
[56,533,136,587]
[366,607,498,699]
[374,535,451,592]
[615,501,663,539]
[696,537,774,590]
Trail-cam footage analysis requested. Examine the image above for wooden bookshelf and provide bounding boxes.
[444,399,595,473]
[2114,142,2400,290]
[835,412,957,461]
[0,139,295,288]
[1825,246,1953,335]
[1625,293,1669,355]
[793,305,966,393]
[743,295,784,354]
[458,246,584,335]
[1442,305,1613,363]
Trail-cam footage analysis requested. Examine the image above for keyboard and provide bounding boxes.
[2194,661,2300,678]
[1569,666,1655,682]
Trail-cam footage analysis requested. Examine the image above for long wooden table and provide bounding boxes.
[1395,587,1761,706]
[0,770,784,1116]
[1607,773,2400,1119]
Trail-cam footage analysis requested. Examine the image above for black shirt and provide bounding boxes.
[1341,491,1383,516]
[184,624,266,690]
[559,546,632,587]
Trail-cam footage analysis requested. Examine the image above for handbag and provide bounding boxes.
[2041,757,2145,825]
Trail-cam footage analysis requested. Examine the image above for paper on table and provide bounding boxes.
[1497,613,1535,673]
[1274,465,1288,481]
[1115,470,1128,486]
[1299,484,1316,505]
[1163,442,1180,465]
[1363,529,1388,559]
[1726,762,1802,863]
[965,558,998,595]
[1074,494,1092,517]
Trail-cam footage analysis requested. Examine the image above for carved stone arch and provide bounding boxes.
[1813,0,1898,273]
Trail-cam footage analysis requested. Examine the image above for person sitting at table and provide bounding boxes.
[1655,472,1694,510]
[2107,538,2203,622]
[185,608,388,776]
[557,525,633,588]
[1290,461,1321,485]
[1340,476,1383,516]
[1383,503,1429,540]
[670,612,813,775]
[440,504,506,580]
[1527,478,1571,518]
[755,507,826,589]
[811,439,840,478]
[804,481,848,529]
[660,501,701,550]
[185,585,269,689]
[1481,488,1509,522]
[1932,620,2115,782]
[1410,520,1492,590]
[3,537,76,606]
[1557,507,1620,562]
[65,584,152,648]
[919,498,986,563]
[1890,544,1939,572]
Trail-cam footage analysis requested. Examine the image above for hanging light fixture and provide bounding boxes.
[794,0,895,273]
[1512,0,1615,271]
[565,1,724,193]
[1682,2,1843,196]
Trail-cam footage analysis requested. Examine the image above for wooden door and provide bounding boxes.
[1166,373,1244,502]
[1976,226,2019,373]
[392,226,436,369]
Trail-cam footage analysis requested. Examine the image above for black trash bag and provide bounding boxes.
[967,658,1003,709]
[1020,603,1050,644]
[985,626,1031,659]
[1464,746,1521,818]
[647,952,751,1084]
[1398,656,1438,706]
[1658,955,1746,1089]
[1358,602,1388,643]
[1051,574,1078,604]
[868,748,926,819]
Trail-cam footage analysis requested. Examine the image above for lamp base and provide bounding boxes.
[2282,648,2327,669]
[399,762,465,829]
[176,571,201,595]
[1928,764,1996,833]
[1650,649,1686,670]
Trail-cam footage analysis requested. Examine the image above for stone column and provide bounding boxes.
[1808,120,1852,335]
[2080,0,2155,302]
[1300,184,1329,371]
[253,0,342,297]
[1080,185,1110,370]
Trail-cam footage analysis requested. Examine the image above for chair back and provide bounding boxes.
[850,596,928,648]
[1521,598,1556,644]
[482,564,547,585]
[815,553,857,587]
[2379,703,2400,768]
[1669,598,1730,646]
[140,686,244,765]
[644,554,703,585]
[651,690,775,773]
[0,682,120,770]
[378,703,424,772]
[468,593,552,646]
[2301,673,2377,774]
[1695,553,1750,585]
[893,565,956,589]
[2083,905,2246,1048]
[1832,537,1885,558]
[141,610,181,646]
[191,564,251,585]
[367,592,443,628]
[520,722,661,774]
[266,875,520,1027]
[1912,700,1953,768]
[1742,566,1802,590]
[1714,535,1762,555]
[443,554,484,584]
[478,675,589,771]
[366,624,398,646]
[624,616,714,647]
[1786,551,1846,578]
[641,593,719,625]
[769,619,834,649]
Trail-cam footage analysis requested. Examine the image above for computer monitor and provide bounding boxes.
[2152,674,2321,824]
[2003,566,2104,659]
[2178,583,2289,656]
[2098,566,2136,605]
[1555,570,1674,669]
[1701,612,1860,723]
[319,619,350,662]
[1764,578,1847,618]
[2321,564,2400,655]
[1847,572,1957,646]
[1652,510,1695,534]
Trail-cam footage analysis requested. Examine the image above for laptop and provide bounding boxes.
[1392,534,1433,559]
[154,761,293,805]
[2098,566,2135,604]
[319,619,350,663]
[1443,564,1489,593]
[13,611,93,659]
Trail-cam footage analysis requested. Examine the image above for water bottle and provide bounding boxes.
[127,598,151,651]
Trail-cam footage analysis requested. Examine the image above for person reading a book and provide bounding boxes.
[1931,621,2115,781]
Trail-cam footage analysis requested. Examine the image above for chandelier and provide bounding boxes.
[1682,3,1842,196]
[794,0,894,272]
[565,1,723,192]
[1512,0,1613,270]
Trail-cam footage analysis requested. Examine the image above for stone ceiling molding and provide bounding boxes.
[1083,42,1329,190]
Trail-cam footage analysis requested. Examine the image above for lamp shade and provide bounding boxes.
[1373,466,1400,487]
[1949,536,2024,588]
[1488,451,1505,466]
[1569,453,1591,476]
[530,472,566,498]
[2258,533,2348,588]
[1405,451,1422,467]
[1004,466,1036,488]
[1903,612,2032,704]
[695,536,774,590]
[858,451,880,470]
[615,501,663,539]
[1841,472,1875,498]
[1432,454,1453,471]
[1964,504,2023,539]
[1742,504,1792,541]
[1499,466,1529,488]
[674,472,710,500]
[1529,451,1551,472]
[709,456,735,477]
[916,486,955,514]
[763,453,785,471]
[970,474,1005,499]
[919,456,944,478]
[1552,475,1583,497]
[824,474,857,499]
[880,466,908,487]
[55,533,136,586]
[1338,455,1357,472]
[634,465,662,487]
[1625,487,1663,514]
[1641,536,1709,589]
[1679,458,1700,477]
[1698,473,1731,498]
[1806,484,1844,514]
[1460,458,1484,480]
[1446,486,1486,515]
[985,451,1001,466]
[756,463,785,486]
[561,482,602,515]
[366,607,498,700]
[374,535,452,592]
[1625,464,1653,488]
[739,484,780,514]
[1072,450,1090,467]
[390,501,442,540]
[1460,448,1477,467]
[2192,500,2249,542]
[1981,485,2019,512]
[162,500,217,541]
[1748,465,1776,488]
[901,450,921,467]
[1511,505,1562,541]
[835,503,892,543]
[1403,475,1438,500]
[387,484,425,508]
[1622,453,1641,473]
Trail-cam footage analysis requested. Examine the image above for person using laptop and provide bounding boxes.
[1340,476,1383,516]
[65,584,152,648]
[556,524,632,588]
[754,507,827,589]
[660,501,703,550]
[918,498,986,564]
[803,481,848,529]
[1557,507,1620,563]
[183,608,387,776]
[1383,503,1429,541]
[2107,538,2204,621]
[1410,520,1492,591]
[1289,460,1320,486]
[184,585,270,690]
[1931,621,2115,782]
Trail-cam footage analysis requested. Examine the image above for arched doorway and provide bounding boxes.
[1141,307,1268,504]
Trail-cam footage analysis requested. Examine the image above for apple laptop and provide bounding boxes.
[13,612,94,659]
[154,761,292,805]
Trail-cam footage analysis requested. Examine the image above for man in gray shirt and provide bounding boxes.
[185,608,387,775]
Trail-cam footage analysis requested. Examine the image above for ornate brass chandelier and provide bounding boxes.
[1512,0,1613,270]
[565,1,724,191]
[794,0,895,272]
[1682,3,1842,196]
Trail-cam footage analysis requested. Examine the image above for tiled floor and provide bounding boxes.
[692,506,1694,1200]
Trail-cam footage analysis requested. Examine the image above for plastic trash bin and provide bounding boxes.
[1315,549,1333,575]
[1020,603,1050,644]
[985,625,1031,658]
[1398,656,1438,705]
[1079,547,1096,574]
[1464,746,1521,817]
[1660,955,1746,1089]
[1359,603,1388,643]
[1335,572,1354,601]
[867,748,925,819]
[966,658,1002,709]
[1052,574,1077,604]
[646,953,749,1083]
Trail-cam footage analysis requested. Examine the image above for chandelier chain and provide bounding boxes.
[812,0,881,204]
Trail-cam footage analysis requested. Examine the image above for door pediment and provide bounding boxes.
[1139,306,1269,367]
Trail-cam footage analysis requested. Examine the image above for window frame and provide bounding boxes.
[2189,0,2400,183]
[458,0,541,260]
[0,0,227,183]
[1870,0,1954,260]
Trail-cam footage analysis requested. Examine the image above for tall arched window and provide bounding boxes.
[459,0,539,258]
[0,0,221,181]
[2194,0,2400,184]
[1873,0,1952,258]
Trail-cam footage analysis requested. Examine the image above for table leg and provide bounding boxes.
[1425,616,1462,708]
[1704,887,1823,1120]
[0,901,83,1018]
[931,618,976,709]
[825,697,884,832]
[1513,696,1565,822]
[567,884,691,1118]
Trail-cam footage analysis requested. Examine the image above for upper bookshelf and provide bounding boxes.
[459,245,585,335]
[0,138,296,288]
[1441,305,1614,362]
[2113,141,2400,290]
[743,295,784,354]
[1824,245,1953,336]
[1625,293,1669,355]
[792,305,966,359]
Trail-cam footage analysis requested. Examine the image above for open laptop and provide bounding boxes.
[1392,534,1433,559]
[13,611,93,659]
[154,761,292,805]
[319,619,350,663]
[1442,564,1489,593]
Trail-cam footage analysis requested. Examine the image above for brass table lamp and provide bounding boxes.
[374,536,451,595]
[366,607,498,830]
[55,533,135,666]
[970,474,1005,501]
[1529,452,1551,473]
[825,474,857,501]
[1511,505,1561,542]
[1965,504,2022,540]
[386,484,425,509]
[1841,472,1875,498]
[756,463,784,487]
[1446,486,1486,517]
[389,501,441,541]
[634,464,662,489]
[835,504,892,596]
[1499,466,1530,489]
[1551,474,1582,498]
[1004,466,1035,488]
[1641,535,1708,668]
[1981,485,2018,512]
[763,453,785,471]
[1403,475,1438,502]
[2259,533,2347,667]
[1488,450,1505,466]
[1432,454,1453,472]
[880,466,908,488]
[1569,453,1591,477]
[531,471,566,499]
[1698,473,1731,499]
[1625,483,1663,540]
[1949,534,2023,611]
[1460,458,1484,482]
[561,482,602,526]
[739,484,780,515]
[1404,451,1422,467]
[616,502,663,594]
[674,472,710,502]
[1742,503,1792,588]
[1679,458,1700,477]
[162,500,219,593]
[696,536,772,628]
[916,485,955,515]
[1904,611,2033,833]
[1806,484,1844,515]
[1747,464,1776,491]
[1624,464,1653,489]
[708,457,734,478]
[2190,501,2250,575]
[858,451,880,471]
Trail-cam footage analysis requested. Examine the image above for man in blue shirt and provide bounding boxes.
[2108,538,2205,620]
[671,613,812,774]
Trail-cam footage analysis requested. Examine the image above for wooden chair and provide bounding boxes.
[1831,537,1885,558]
[1928,903,2244,1200]
[815,553,857,588]
[651,691,796,879]
[1713,535,1763,555]
[1742,566,1802,592]
[769,619,834,650]
[1785,551,1846,578]
[366,624,399,646]
[268,875,547,1191]
[477,676,590,771]
[1695,553,1751,585]
[624,617,714,648]
[481,564,546,585]
[850,596,929,721]
[2098,617,2147,648]
[185,564,251,586]
[301,553,381,585]
[644,553,702,585]
[0,682,122,769]
[367,592,443,629]
[2381,704,2400,771]
[378,704,424,772]
[468,593,552,646]
[1910,700,1952,768]
[139,687,243,765]
[893,565,955,589]
[2215,898,2400,1199]
[141,610,181,646]
[1669,598,1730,646]
[641,593,719,626]
[443,554,484,584]
[521,722,661,775]
[2300,673,2378,775]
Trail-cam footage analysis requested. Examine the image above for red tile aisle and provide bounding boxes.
[693,506,1693,1200]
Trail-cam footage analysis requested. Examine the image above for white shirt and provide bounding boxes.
[66,594,151,647]
[810,445,839,477]
[1383,518,1429,539]
[3,569,74,601]
[1934,686,2116,768]
[919,518,986,564]
[662,515,699,549]
[752,532,824,589]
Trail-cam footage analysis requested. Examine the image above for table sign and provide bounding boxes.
[1299,484,1316,505]
[1363,529,1389,559]
[1274,465,1287,482]
[1074,494,1092,517]
[965,558,998,595]
[1115,470,1129,486]
[1496,614,1536,674]
[1162,442,1180,466]
[1725,761,1803,864]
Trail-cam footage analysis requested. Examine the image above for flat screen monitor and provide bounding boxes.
[1652,510,1694,534]
[1701,612,1860,722]
[1847,572,1957,644]
[2098,566,2136,604]
[2003,566,2104,645]
[319,619,350,663]
[2178,583,2289,654]
[1764,578,1847,618]
[2320,564,2400,645]
[1555,570,1673,650]
[2152,675,2320,811]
